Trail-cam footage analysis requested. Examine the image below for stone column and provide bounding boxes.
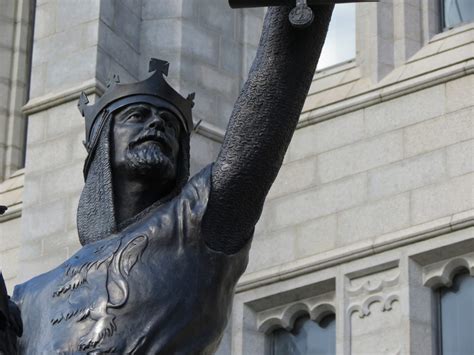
[393,0,423,66]
[356,0,395,83]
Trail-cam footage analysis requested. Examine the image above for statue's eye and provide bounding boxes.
[161,112,179,132]
[127,112,142,121]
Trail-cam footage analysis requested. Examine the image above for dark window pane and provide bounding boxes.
[443,0,474,28]
[440,272,474,355]
[271,314,336,355]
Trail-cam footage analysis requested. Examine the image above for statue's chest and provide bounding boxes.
[17,229,219,354]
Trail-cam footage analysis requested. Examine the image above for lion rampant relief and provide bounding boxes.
[50,235,148,351]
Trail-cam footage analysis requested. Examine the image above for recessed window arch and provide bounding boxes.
[269,313,336,355]
[438,270,474,354]
[441,0,474,29]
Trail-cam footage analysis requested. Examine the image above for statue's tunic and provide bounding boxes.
[12,166,250,354]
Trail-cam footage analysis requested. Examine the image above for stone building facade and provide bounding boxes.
[0,0,473,354]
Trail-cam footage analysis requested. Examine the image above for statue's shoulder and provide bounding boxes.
[177,164,213,218]
[11,282,25,305]
[184,164,213,196]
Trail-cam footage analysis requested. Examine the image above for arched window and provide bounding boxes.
[438,271,474,354]
[270,314,336,355]
[442,0,474,29]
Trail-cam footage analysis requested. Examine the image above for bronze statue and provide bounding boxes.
[1,4,336,354]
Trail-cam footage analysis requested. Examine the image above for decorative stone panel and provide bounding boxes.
[348,267,402,355]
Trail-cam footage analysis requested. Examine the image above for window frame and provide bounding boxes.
[440,0,474,31]
[0,0,35,181]
[269,313,336,355]
[436,270,474,354]
[422,252,474,355]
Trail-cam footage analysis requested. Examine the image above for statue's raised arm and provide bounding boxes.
[6,5,334,354]
[203,5,334,254]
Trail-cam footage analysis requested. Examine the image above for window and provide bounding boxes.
[317,4,356,70]
[270,314,336,355]
[442,0,474,29]
[438,272,474,354]
[0,0,35,180]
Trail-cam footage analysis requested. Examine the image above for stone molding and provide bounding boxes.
[300,23,474,128]
[347,292,399,319]
[0,168,24,223]
[237,209,474,292]
[257,292,335,333]
[299,58,473,129]
[22,79,106,115]
[193,120,225,143]
[423,252,474,288]
[347,273,399,297]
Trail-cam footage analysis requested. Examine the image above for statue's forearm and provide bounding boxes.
[203,5,334,254]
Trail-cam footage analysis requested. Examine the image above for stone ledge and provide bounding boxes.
[298,59,473,130]
[22,79,106,115]
[193,119,225,143]
[237,209,474,293]
[300,23,473,126]
[0,203,21,222]
[0,169,24,223]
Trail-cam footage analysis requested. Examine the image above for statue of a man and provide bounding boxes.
[3,5,333,354]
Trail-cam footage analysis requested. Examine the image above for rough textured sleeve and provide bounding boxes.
[202,5,334,254]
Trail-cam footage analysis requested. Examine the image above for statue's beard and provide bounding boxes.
[125,142,175,180]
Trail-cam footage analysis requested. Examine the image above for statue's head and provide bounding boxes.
[76,59,195,245]
[112,101,181,184]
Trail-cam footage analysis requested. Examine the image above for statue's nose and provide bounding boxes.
[147,115,165,130]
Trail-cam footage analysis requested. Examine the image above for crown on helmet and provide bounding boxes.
[78,58,195,151]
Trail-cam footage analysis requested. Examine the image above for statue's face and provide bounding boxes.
[112,102,181,183]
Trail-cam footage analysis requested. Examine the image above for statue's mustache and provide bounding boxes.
[129,131,171,155]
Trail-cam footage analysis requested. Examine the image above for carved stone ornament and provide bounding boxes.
[257,292,336,333]
[423,252,474,288]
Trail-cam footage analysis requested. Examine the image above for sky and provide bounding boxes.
[317,4,356,70]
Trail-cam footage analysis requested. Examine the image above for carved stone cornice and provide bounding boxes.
[237,210,474,292]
